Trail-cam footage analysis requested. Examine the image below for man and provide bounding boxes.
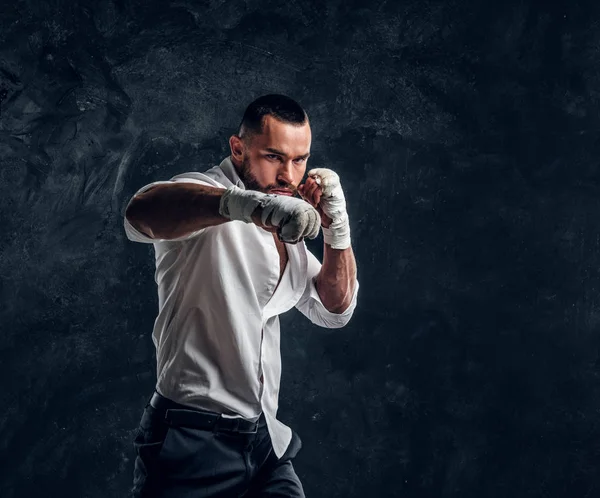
[124,94,359,497]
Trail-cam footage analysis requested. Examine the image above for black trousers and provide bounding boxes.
[131,392,305,497]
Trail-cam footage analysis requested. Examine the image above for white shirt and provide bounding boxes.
[123,157,359,458]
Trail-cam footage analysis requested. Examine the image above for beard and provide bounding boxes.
[238,156,297,195]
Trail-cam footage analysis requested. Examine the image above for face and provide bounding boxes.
[229,115,311,196]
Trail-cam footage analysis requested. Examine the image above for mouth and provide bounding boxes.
[270,188,295,196]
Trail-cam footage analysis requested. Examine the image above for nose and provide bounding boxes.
[276,160,294,185]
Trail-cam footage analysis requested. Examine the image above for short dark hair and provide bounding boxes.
[238,94,308,139]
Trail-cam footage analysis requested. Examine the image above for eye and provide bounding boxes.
[266,154,280,161]
[294,158,306,164]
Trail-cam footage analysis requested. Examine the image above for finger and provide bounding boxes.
[303,176,316,188]
[308,169,339,196]
[279,230,298,244]
[299,185,314,206]
[297,184,306,199]
[298,183,314,204]
[298,179,309,196]
[303,176,319,193]
[313,189,322,206]
[281,214,303,244]
[308,177,321,194]
[308,209,320,239]
[305,181,321,205]
[304,210,315,239]
[306,174,324,197]
[293,209,311,241]
[307,170,324,187]
[312,216,321,238]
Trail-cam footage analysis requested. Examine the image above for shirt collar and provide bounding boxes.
[218,156,246,189]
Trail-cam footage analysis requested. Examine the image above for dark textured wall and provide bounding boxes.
[2,1,600,497]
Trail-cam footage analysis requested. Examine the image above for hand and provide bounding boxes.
[298,176,333,228]
[298,168,351,250]
[219,186,321,244]
[298,168,347,227]
[250,195,321,244]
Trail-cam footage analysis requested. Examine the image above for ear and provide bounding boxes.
[229,135,245,164]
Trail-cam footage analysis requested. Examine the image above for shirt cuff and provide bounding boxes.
[305,277,359,328]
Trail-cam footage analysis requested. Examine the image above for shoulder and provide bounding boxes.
[169,166,228,188]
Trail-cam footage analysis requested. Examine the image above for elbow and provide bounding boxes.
[323,298,353,315]
[125,197,156,239]
[124,198,137,224]
[315,278,355,315]
[311,301,356,329]
[125,197,142,227]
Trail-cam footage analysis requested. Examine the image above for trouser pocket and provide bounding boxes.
[132,407,171,496]
[132,405,254,497]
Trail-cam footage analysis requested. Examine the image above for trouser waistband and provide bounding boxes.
[149,391,260,434]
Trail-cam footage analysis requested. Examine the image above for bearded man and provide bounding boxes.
[125,94,359,498]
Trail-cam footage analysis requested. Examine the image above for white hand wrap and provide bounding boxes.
[307,168,351,250]
[219,186,321,244]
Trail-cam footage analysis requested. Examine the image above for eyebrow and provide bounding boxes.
[264,147,311,160]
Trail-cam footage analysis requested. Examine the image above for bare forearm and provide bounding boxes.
[125,183,229,239]
[315,244,357,314]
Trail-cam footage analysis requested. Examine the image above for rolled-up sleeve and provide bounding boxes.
[295,247,359,329]
[123,173,219,244]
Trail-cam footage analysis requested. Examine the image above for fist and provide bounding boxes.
[250,194,321,244]
[298,168,347,228]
